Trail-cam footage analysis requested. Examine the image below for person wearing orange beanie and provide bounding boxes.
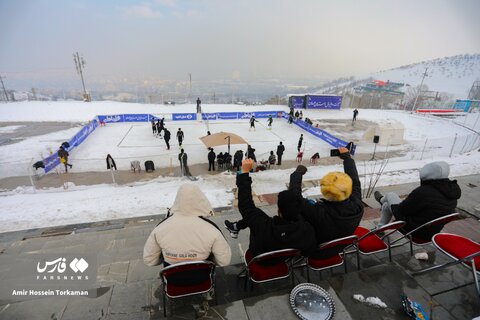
[289,147,364,245]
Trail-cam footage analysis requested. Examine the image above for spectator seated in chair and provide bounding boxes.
[310,152,320,164]
[217,152,224,169]
[268,151,276,167]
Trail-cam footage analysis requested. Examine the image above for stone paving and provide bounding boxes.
[0,175,479,319]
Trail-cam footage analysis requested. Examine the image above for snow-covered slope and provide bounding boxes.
[314,54,480,99]
[374,54,480,98]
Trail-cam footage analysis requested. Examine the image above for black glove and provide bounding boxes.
[339,150,351,160]
[296,165,307,175]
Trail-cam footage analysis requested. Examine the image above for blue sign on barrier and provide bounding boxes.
[202,113,217,120]
[289,96,305,109]
[254,111,277,118]
[306,95,342,110]
[98,115,124,123]
[44,153,61,173]
[290,117,350,149]
[216,112,239,120]
[173,113,197,121]
[124,114,150,122]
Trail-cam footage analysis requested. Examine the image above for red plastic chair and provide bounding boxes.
[306,235,359,281]
[159,261,216,317]
[389,213,459,256]
[354,221,406,263]
[243,248,301,290]
[413,233,480,299]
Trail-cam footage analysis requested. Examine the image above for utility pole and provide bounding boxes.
[412,68,428,111]
[73,52,88,101]
[0,75,9,102]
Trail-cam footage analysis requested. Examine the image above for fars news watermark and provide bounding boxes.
[1,254,97,300]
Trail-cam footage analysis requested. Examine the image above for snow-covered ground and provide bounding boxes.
[0,101,479,233]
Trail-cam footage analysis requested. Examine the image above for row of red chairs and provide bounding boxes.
[158,212,480,316]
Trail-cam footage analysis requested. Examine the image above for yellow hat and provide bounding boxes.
[320,172,352,201]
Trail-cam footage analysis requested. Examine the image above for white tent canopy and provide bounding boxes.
[363,120,405,145]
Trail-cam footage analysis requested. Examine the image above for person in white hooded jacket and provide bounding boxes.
[143,184,232,267]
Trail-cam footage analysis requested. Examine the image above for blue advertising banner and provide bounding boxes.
[216,112,239,120]
[306,95,342,110]
[172,113,197,121]
[44,119,99,173]
[288,117,351,149]
[202,113,217,120]
[290,96,305,109]
[253,111,278,118]
[98,115,124,123]
[123,114,150,122]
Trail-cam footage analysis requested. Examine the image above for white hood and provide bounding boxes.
[170,184,214,217]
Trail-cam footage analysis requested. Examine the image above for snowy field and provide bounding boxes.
[0,101,479,233]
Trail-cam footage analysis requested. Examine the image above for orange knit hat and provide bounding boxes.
[320,172,352,201]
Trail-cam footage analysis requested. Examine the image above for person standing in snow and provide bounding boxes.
[276,142,285,165]
[233,150,244,171]
[178,149,192,176]
[57,146,72,173]
[267,115,273,130]
[151,119,157,135]
[197,97,202,113]
[249,115,258,131]
[288,114,294,125]
[208,148,216,171]
[246,145,257,162]
[177,128,184,147]
[156,120,161,136]
[106,154,117,170]
[294,110,300,121]
[299,111,303,120]
[297,134,304,152]
[164,128,171,150]
[352,109,359,125]
[158,117,165,135]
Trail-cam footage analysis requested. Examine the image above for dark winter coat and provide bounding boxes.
[234,151,243,167]
[164,130,171,141]
[246,147,256,162]
[289,157,364,245]
[276,144,285,156]
[58,148,69,161]
[106,155,117,170]
[208,150,216,162]
[177,130,184,141]
[237,173,317,257]
[392,179,461,240]
[178,152,188,165]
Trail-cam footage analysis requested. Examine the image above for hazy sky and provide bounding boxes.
[1,0,479,85]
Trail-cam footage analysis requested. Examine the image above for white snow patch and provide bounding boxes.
[353,294,388,309]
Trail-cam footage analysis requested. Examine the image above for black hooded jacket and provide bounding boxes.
[289,157,364,245]
[237,173,316,258]
[392,178,461,239]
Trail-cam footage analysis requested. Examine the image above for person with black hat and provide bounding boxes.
[224,159,316,258]
[208,148,216,171]
[58,146,73,173]
[374,161,461,240]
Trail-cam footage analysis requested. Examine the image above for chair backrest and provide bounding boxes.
[247,248,301,267]
[432,233,480,269]
[160,261,215,298]
[391,213,459,245]
[358,221,406,242]
[311,235,358,260]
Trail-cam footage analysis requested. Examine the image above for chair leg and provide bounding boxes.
[356,250,361,271]
[387,237,392,262]
[306,267,310,282]
[344,260,348,273]
[472,260,480,298]
[409,236,413,256]
[162,291,167,317]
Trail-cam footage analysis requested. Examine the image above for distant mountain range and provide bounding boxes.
[312,53,480,99]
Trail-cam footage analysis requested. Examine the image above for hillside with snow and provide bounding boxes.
[314,54,480,99]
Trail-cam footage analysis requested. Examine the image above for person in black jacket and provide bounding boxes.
[106,154,117,170]
[163,128,171,150]
[246,145,257,162]
[374,161,461,240]
[276,142,285,165]
[208,148,216,171]
[225,159,316,257]
[289,147,363,245]
[233,150,243,171]
[297,134,303,152]
[176,128,184,146]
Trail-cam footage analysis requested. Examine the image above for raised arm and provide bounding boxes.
[339,148,361,201]
[143,230,162,266]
